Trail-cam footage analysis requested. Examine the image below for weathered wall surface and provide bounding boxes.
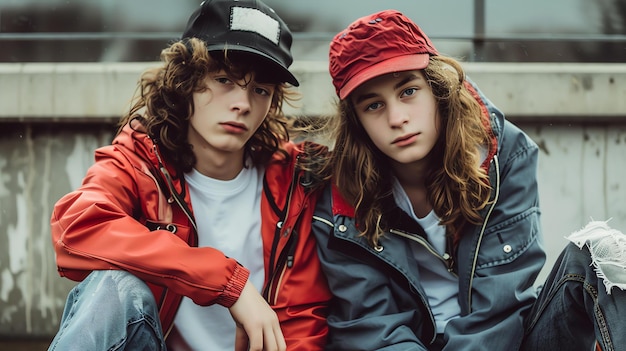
[0,124,115,338]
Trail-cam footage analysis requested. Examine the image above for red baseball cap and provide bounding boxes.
[329,10,439,99]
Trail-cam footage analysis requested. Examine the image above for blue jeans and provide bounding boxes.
[48,270,166,351]
[521,243,626,351]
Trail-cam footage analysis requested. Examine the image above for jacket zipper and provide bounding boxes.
[466,155,500,312]
[268,262,288,305]
[312,215,333,228]
[162,290,175,339]
[262,154,304,304]
[152,144,197,234]
[389,229,457,276]
[152,143,196,338]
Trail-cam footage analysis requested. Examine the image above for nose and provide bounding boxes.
[386,103,409,128]
[231,85,251,115]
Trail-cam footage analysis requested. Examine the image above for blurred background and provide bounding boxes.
[1,0,625,349]
[1,0,625,63]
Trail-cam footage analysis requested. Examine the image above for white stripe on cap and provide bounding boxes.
[230,7,280,45]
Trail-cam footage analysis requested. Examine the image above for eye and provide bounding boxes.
[365,102,383,111]
[253,86,271,96]
[251,82,276,97]
[401,87,417,98]
[215,76,233,85]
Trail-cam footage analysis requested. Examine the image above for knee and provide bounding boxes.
[565,222,626,295]
[109,271,154,298]
[89,270,158,317]
[561,242,592,264]
[50,271,164,351]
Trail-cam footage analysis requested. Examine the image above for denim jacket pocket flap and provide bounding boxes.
[476,208,540,269]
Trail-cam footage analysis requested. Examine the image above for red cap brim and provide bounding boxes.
[338,53,430,99]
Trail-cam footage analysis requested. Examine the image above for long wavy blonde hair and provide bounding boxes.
[118,37,298,173]
[321,56,493,246]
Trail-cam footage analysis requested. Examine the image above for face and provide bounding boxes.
[350,70,440,166]
[188,69,276,158]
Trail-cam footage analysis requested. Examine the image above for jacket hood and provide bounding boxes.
[464,78,502,169]
[112,117,174,177]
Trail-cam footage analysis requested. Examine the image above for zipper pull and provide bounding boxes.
[287,255,294,268]
[286,231,299,268]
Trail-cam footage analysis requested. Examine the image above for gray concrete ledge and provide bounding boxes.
[1,62,625,122]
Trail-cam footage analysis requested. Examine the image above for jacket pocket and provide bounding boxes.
[476,208,541,269]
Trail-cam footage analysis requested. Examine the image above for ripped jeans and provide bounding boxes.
[521,221,626,351]
[47,270,166,351]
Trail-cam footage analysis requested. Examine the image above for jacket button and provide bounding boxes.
[338,224,347,232]
[503,244,512,253]
[374,245,383,252]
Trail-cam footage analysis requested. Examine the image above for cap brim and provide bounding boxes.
[207,44,299,87]
[339,54,430,99]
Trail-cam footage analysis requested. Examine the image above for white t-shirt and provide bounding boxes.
[392,178,461,334]
[169,165,265,350]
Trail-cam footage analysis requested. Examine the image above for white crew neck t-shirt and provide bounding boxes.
[169,165,265,350]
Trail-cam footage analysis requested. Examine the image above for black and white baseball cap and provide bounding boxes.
[182,0,299,86]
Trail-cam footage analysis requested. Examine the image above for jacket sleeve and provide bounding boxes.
[443,121,546,351]
[312,186,430,351]
[50,146,249,308]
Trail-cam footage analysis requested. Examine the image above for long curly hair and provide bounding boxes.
[118,37,298,173]
[320,55,493,246]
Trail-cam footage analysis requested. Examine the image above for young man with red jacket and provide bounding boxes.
[48,1,330,350]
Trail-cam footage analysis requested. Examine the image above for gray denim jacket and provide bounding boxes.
[312,80,546,351]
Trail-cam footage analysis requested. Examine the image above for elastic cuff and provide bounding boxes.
[219,263,250,308]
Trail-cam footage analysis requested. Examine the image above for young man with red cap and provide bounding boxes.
[311,9,626,351]
[47,1,330,350]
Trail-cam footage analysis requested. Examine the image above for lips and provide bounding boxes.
[220,121,248,133]
[392,133,419,145]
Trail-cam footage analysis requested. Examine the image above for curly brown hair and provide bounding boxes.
[118,37,298,173]
[320,55,493,246]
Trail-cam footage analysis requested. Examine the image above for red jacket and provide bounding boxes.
[51,120,330,349]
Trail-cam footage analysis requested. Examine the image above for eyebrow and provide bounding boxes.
[353,73,421,104]
[395,73,420,90]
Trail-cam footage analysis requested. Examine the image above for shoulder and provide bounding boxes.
[88,124,163,190]
[107,119,157,164]
[498,119,538,164]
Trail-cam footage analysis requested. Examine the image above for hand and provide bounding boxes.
[229,280,286,351]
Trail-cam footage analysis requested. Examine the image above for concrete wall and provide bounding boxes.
[1,62,626,340]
